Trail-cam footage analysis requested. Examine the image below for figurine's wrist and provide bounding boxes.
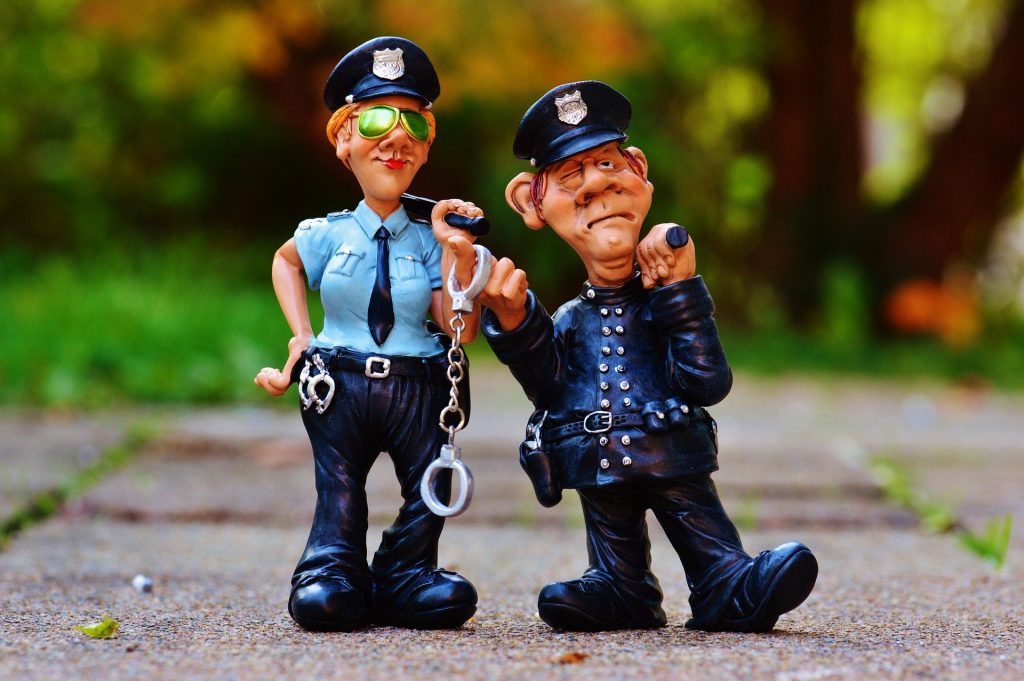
[495,307,528,332]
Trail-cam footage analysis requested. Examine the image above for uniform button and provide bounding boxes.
[600,308,610,317]
[615,365,625,373]
[615,307,624,316]
[599,364,609,373]
[619,381,630,390]
[602,346,611,356]
[600,458,610,469]
[656,411,665,420]
[614,325,625,335]
[621,456,633,467]
[602,327,612,336]
[623,398,632,407]
[599,436,609,446]
[586,289,596,299]
[621,435,632,446]
[600,381,610,390]
[681,404,690,414]
[616,347,625,356]
[600,399,610,408]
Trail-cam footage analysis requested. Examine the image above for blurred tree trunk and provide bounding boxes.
[752,0,863,323]
[754,0,1024,326]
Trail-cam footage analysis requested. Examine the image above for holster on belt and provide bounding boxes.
[519,409,561,507]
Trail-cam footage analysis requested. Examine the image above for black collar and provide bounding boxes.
[579,272,644,305]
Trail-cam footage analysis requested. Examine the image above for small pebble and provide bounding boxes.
[132,574,153,594]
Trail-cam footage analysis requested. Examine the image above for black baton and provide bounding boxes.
[400,193,490,236]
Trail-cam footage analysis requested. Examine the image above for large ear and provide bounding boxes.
[505,171,546,230]
[335,121,353,170]
[623,146,649,180]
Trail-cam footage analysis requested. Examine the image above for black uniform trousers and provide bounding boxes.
[577,474,751,629]
[291,356,453,605]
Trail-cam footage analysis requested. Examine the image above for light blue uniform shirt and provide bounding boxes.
[294,200,444,357]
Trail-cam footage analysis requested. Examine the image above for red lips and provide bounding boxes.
[383,159,404,169]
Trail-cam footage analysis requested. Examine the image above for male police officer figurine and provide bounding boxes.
[255,37,483,631]
[477,81,818,632]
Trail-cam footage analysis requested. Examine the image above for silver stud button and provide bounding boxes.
[614,325,625,335]
[600,399,610,408]
[615,308,623,316]
[656,411,665,419]
[623,398,632,407]
[599,363,609,373]
[616,347,625,356]
[600,308,609,316]
[615,365,625,373]
[621,435,632,446]
[681,404,690,414]
[600,381,610,390]
[600,458,610,469]
[599,436,609,446]
[619,381,630,390]
[621,456,633,467]
[602,346,611,356]
[602,327,612,336]
[586,289,595,299]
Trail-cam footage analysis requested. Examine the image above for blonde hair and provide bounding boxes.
[325,102,437,147]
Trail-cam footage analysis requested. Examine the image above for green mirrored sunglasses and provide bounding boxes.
[356,105,430,143]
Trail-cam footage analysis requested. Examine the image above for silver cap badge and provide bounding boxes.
[372,48,405,80]
[555,90,588,125]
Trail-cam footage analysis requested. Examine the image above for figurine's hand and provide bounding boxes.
[253,335,310,397]
[477,256,529,331]
[431,198,481,249]
[638,223,696,288]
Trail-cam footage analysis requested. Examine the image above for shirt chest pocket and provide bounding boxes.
[326,245,365,278]
[393,254,426,281]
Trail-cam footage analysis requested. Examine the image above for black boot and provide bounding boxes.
[373,567,477,629]
[538,576,657,631]
[689,541,818,633]
[289,573,371,632]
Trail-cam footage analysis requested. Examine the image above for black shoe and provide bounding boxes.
[375,568,477,629]
[692,542,818,633]
[289,575,370,632]
[537,578,640,631]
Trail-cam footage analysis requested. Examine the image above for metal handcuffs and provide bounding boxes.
[420,244,492,517]
[299,353,335,414]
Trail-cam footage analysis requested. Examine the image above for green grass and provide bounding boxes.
[869,455,1013,570]
[2,244,298,406]
[0,422,156,549]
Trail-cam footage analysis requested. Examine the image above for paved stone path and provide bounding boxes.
[1,368,1021,679]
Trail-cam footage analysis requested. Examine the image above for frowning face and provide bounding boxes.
[537,142,653,277]
[335,94,430,205]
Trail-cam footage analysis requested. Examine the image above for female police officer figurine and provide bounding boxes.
[254,37,484,631]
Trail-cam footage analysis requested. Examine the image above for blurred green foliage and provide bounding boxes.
[2,0,1023,405]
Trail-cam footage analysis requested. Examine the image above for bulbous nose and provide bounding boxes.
[575,163,618,206]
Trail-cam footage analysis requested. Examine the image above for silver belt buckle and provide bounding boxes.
[583,410,613,433]
[365,356,391,378]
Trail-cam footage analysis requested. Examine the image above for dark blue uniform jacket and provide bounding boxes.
[482,274,732,490]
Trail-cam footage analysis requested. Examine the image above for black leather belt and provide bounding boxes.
[301,348,447,380]
[545,410,645,441]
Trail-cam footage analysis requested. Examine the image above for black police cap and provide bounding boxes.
[323,36,440,111]
[513,81,631,169]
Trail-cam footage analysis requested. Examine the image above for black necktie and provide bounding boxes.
[367,226,395,345]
